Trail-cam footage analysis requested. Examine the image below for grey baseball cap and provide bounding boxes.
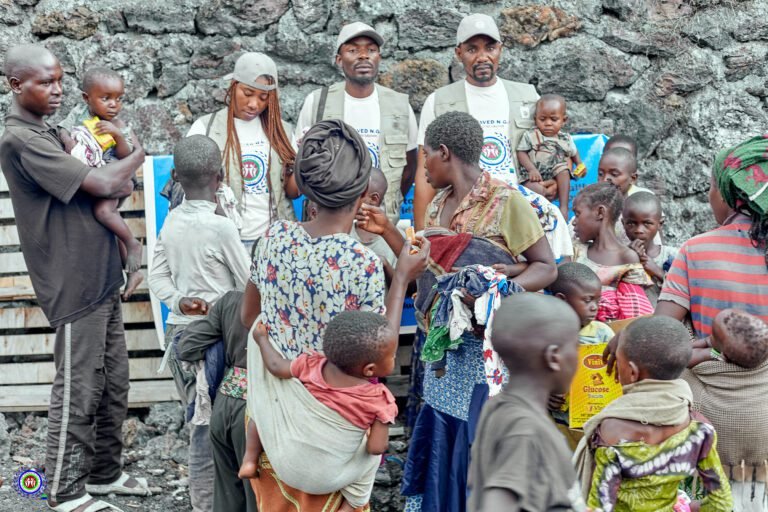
[336,22,384,52]
[456,13,501,46]
[223,52,278,91]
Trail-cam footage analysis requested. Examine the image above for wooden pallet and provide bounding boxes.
[0,174,174,411]
[0,173,416,410]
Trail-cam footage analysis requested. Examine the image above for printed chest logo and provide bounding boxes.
[241,153,269,194]
[366,142,380,169]
[480,135,508,168]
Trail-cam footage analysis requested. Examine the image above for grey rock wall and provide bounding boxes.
[1,0,767,243]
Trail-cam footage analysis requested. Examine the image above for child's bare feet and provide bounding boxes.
[125,239,143,273]
[122,271,143,301]
[238,459,259,479]
[338,499,356,512]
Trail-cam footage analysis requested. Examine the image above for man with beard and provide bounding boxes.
[293,22,418,224]
[412,13,540,230]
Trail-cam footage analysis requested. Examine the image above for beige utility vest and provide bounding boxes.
[199,108,296,223]
[433,78,539,171]
[312,82,411,224]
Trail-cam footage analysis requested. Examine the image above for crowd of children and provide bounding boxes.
[4,17,768,512]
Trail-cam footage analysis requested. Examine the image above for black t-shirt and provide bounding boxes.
[468,390,587,512]
[0,113,123,327]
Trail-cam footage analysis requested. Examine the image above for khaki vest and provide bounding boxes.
[433,79,539,170]
[312,82,410,224]
[199,108,296,224]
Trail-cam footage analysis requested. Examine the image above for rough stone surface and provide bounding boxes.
[499,5,581,48]
[0,0,767,242]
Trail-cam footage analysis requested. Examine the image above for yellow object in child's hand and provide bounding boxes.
[83,116,116,151]
[406,226,418,254]
[573,162,587,179]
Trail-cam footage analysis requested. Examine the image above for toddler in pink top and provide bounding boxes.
[240,311,398,511]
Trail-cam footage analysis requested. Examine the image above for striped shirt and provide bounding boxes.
[659,216,768,338]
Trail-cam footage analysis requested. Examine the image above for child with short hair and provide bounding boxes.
[604,134,638,158]
[352,168,398,283]
[517,93,583,219]
[572,182,653,322]
[623,191,679,305]
[548,262,616,446]
[59,67,143,298]
[468,293,588,511]
[241,311,398,512]
[148,134,250,511]
[684,309,768,512]
[576,316,733,512]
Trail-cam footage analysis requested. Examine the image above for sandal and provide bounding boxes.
[48,493,125,511]
[85,472,151,497]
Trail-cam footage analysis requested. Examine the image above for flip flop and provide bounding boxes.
[85,472,151,497]
[48,493,125,512]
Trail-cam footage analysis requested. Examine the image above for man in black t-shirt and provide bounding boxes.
[0,45,147,511]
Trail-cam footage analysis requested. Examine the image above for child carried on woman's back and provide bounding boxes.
[571,182,653,322]
[684,309,768,512]
[574,316,733,512]
[58,67,143,298]
[241,311,398,512]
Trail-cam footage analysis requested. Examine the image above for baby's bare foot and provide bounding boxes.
[125,239,143,273]
[238,460,259,479]
[122,271,144,301]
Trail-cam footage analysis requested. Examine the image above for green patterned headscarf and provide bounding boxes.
[713,135,768,217]
[713,134,768,268]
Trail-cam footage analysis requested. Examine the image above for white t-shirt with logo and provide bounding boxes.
[188,117,272,240]
[419,80,519,185]
[292,88,418,164]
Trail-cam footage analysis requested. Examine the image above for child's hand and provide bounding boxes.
[94,120,122,138]
[394,236,431,283]
[253,322,269,345]
[179,297,209,316]
[628,239,646,257]
[527,168,543,182]
[491,263,523,278]
[548,393,566,411]
[356,203,391,236]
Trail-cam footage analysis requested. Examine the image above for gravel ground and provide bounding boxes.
[0,404,407,511]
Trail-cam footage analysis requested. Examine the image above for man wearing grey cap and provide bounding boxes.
[293,22,418,225]
[412,13,540,230]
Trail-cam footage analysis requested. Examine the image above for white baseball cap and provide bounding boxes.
[336,22,384,53]
[456,13,501,46]
[223,52,278,91]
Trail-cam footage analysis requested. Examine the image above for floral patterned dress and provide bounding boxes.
[250,221,386,359]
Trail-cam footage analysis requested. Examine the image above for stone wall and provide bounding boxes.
[1,0,767,243]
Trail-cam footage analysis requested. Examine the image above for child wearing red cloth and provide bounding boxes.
[240,311,398,512]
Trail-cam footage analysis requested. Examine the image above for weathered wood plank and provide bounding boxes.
[0,301,153,329]
[0,356,168,385]
[0,329,161,357]
[0,251,148,277]
[0,379,178,412]
[0,217,146,245]
[0,275,149,301]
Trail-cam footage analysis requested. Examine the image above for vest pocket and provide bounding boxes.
[514,118,535,130]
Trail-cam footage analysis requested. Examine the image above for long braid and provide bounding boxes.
[222,82,244,196]
[748,210,768,269]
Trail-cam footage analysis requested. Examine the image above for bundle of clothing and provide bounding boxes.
[413,229,525,397]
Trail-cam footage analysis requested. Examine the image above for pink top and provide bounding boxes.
[290,353,398,430]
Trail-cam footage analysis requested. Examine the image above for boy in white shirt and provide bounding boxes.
[148,134,250,512]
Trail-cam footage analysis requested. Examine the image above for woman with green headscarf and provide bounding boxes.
[653,135,768,339]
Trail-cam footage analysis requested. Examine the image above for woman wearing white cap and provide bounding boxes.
[178,52,297,512]
[187,52,299,252]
